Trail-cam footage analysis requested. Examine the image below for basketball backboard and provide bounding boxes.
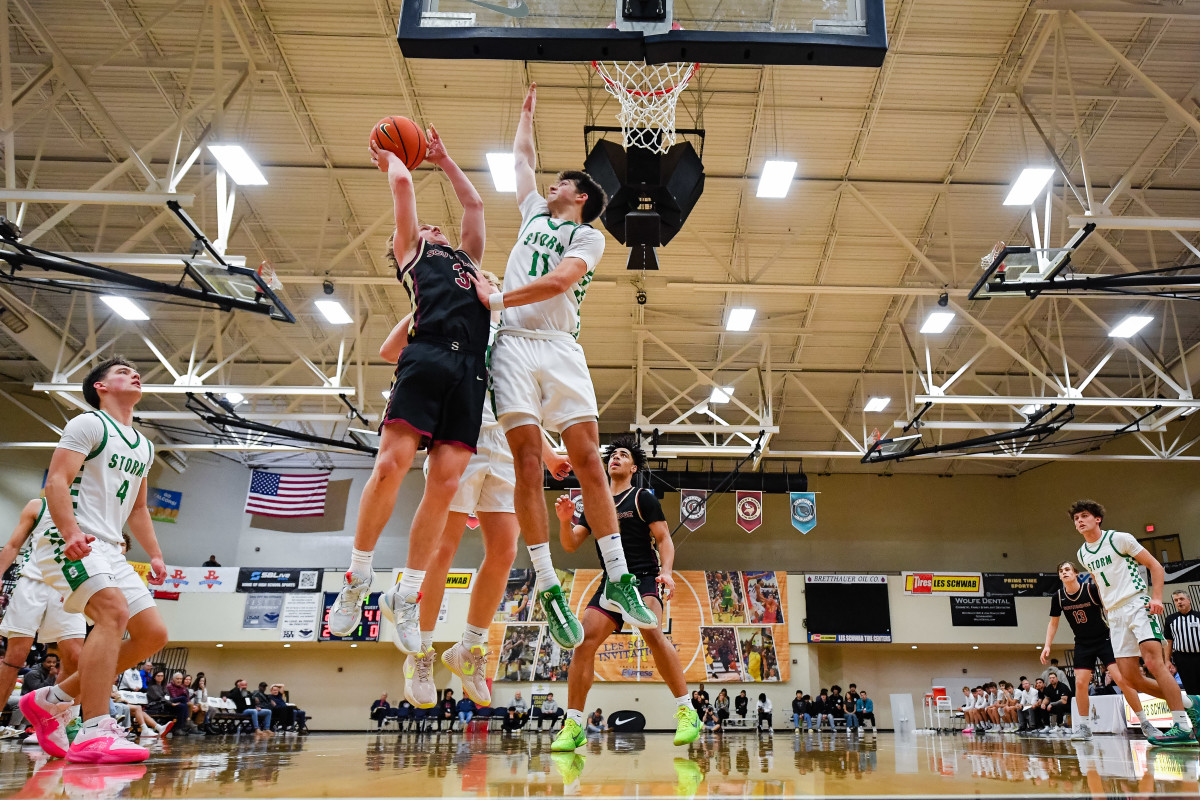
[397,0,887,66]
[968,223,1096,301]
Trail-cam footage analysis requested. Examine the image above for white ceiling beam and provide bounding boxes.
[1035,0,1200,18]
[134,411,372,422]
[0,190,194,206]
[33,383,355,397]
[1067,215,1200,232]
[915,394,1200,409]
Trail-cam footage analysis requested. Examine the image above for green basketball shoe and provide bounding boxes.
[673,705,702,746]
[1148,724,1199,748]
[600,574,658,629]
[540,585,583,649]
[551,719,587,752]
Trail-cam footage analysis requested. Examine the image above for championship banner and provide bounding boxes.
[903,572,982,596]
[950,596,1017,626]
[569,488,583,525]
[789,492,816,534]
[735,491,762,533]
[280,592,321,642]
[983,573,1059,597]
[147,487,182,523]
[236,567,322,593]
[486,568,789,684]
[680,489,707,532]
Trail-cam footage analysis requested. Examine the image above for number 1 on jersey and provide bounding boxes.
[529,252,550,277]
[1098,571,1110,588]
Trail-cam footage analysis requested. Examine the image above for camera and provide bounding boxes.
[322,280,335,295]
[636,289,647,305]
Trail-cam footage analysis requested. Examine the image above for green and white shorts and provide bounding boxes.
[33,531,154,618]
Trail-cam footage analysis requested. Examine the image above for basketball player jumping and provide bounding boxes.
[0,499,86,729]
[550,435,702,751]
[377,281,572,708]
[1041,560,1158,740]
[1072,499,1200,746]
[328,128,491,652]
[20,357,170,763]
[470,84,657,649]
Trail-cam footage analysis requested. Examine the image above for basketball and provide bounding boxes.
[370,116,426,170]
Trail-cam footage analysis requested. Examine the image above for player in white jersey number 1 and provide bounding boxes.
[469,84,657,649]
[20,357,169,764]
[1071,499,1200,747]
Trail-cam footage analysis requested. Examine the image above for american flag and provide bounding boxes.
[244,471,330,518]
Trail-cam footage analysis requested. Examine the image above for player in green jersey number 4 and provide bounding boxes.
[1072,499,1200,747]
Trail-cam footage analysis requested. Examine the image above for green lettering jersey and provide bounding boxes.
[52,411,154,547]
[1077,530,1148,610]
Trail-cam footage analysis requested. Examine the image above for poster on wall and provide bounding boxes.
[486,568,790,683]
[236,567,322,593]
[242,593,284,629]
[319,592,381,641]
[950,596,1018,626]
[902,572,982,596]
[742,571,784,624]
[493,569,535,622]
[982,573,1059,597]
[391,568,477,593]
[280,592,321,642]
[147,488,182,523]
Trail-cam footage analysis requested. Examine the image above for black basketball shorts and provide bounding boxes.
[1073,637,1117,671]
[383,340,487,451]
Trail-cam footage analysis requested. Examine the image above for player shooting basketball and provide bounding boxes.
[469,84,657,649]
[327,126,492,658]
[550,435,702,752]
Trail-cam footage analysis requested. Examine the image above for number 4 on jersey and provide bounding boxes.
[116,479,130,504]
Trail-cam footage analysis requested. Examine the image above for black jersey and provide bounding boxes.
[1050,576,1109,644]
[578,487,667,575]
[398,239,490,354]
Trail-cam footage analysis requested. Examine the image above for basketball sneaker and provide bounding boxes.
[328,569,373,637]
[1148,724,1198,748]
[66,718,149,764]
[673,757,704,799]
[1141,719,1162,739]
[442,643,490,706]
[599,575,658,629]
[539,585,583,649]
[673,705,702,746]
[1070,723,1092,740]
[551,719,586,752]
[1185,695,1200,734]
[19,687,73,758]
[404,649,438,709]
[381,584,422,655]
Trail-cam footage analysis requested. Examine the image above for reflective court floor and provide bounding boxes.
[1,730,1199,799]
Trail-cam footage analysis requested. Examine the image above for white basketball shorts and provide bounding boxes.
[0,576,86,641]
[425,421,516,515]
[1108,595,1162,659]
[491,329,598,434]
[34,533,155,618]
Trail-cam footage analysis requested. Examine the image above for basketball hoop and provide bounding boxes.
[257,259,283,292]
[592,52,698,153]
[981,241,1006,274]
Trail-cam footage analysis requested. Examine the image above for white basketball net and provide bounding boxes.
[592,60,699,153]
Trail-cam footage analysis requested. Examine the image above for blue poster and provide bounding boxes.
[789,492,817,535]
[148,487,182,523]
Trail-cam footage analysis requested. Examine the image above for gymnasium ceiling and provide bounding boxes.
[0,0,1199,474]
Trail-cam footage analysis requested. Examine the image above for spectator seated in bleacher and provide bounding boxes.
[146,670,189,735]
[586,708,606,734]
[371,693,392,729]
[1042,673,1072,732]
[714,689,730,726]
[857,689,877,731]
[734,690,748,721]
[502,705,524,733]
[508,692,529,728]
[457,696,476,726]
[756,693,773,733]
[229,678,273,736]
[435,689,455,731]
[167,672,200,734]
[791,691,810,731]
[535,692,564,731]
[811,690,833,731]
[267,683,308,733]
[702,706,720,731]
[189,675,210,728]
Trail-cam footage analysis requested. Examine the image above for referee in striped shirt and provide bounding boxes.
[1164,590,1200,694]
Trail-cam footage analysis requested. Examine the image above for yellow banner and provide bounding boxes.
[128,561,152,586]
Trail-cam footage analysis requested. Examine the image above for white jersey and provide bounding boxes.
[51,410,154,547]
[1077,529,1148,610]
[16,499,48,582]
[501,191,605,337]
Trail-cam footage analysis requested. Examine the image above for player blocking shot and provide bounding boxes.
[327,126,491,652]
[20,357,170,763]
[550,435,702,752]
[1042,560,1158,740]
[1071,499,1200,747]
[471,84,657,649]
[378,274,573,709]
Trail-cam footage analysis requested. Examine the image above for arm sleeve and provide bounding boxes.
[563,226,605,272]
[637,489,667,525]
[1111,531,1145,558]
[1049,592,1061,617]
[57,413,106,457]
[518,192,548,224]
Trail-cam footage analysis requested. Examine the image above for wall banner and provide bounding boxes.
[902,572,982,596]
[950,596,1017,626]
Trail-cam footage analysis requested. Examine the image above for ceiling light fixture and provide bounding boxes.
[920,311,954,334]
[486,153,516,192]
[756,160,798,198]
[1109,315,1153,339]
[207,144,268,186]
[100,295,150,321]
[726,308,755,331]
[709,386,735,404]
[864,396,891,413]
[315,299,352,325]
[1003,167,1055,206]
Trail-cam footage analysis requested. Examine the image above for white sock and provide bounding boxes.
[82,715,108,732]
[1137,710,1151,723]
[674,694,691,709]
[595,533,630,581]
[350,548,373,576]
[528,543,559,592]
[47,685,73,704]
[398,568,426,600]
[421,631,434,651]
[567,709,585,727]
[1173,710,1192,730]
[462,624,488,647]
[1183,694,1194,710]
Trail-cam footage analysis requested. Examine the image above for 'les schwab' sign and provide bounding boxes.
[902,572,982,596]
